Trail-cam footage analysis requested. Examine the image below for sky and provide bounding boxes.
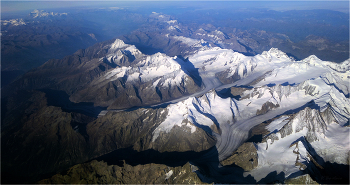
[1,1,349,14]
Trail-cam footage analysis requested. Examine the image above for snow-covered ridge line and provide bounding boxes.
[185,38,349,87]
[98,39,191,88]
[99,39,349,103]
[100,39,350,101]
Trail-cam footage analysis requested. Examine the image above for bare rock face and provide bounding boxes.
[1,90,93,183]
[38,160,204,184]
[148,123,217,153]
[86,108,168,157]
[256,101,280,115]
[1,89,215,183]
[220,142,258,171]
[285,174,318,184]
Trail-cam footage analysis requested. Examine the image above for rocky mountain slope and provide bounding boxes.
[3,39,202,110]
[2,32,349,183]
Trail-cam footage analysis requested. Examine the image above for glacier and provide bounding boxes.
[96,37,349,183]
[143,39,349,182]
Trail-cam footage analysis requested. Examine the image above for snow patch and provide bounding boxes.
[266,116,290,132]
[173,36,200,46]
[165,170,173,180]
[167,20,177,24]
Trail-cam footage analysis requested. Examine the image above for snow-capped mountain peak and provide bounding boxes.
[261,47,291,61]
[96,40,195,89]
[109,39,129,51]
[1,19,26,26]
[29,9,68,18]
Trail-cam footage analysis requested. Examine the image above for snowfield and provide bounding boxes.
[147,37,349,181]
[100,38,349,182]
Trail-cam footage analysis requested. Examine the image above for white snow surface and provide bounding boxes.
[1,19,26,26]
[247,101,350,181]
[311,122,350,164]
[109,39,128,51]
[248,128,310,181]
[151,51,349,174]
[167,20,177,24]
[172,36,200,46]
[152,90,235,141]
[101,40,350,173]
[101,39,190,88]
[266,116,290,132]
[165,170,173,180]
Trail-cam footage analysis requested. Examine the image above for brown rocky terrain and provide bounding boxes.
[1,88,215,183]
[38,160,204,184]
[220,142,258,171]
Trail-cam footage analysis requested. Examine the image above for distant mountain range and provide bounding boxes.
[1,9,348,87]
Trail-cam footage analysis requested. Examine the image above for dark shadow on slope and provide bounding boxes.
[296,136,350,184]
[286,136,350,184]
[275,100,320,118]
[239,51,256,56]
[281,82,296,86]
[92,146,217,168]
[155,86,163,100]
[191,147,285,184]
[216,88,241,100]
[216,85,253,100]
[286,52,300,61]
[246,134,263,143]
[236,40,255,55]
[194,163,257,184]
[102,57,118,68]
[267,83,276,87]
[258,171,286,184]
[133,43,164,55]
[192,103,221,135]
[174,56,203,87]
[39,89,106,118]
[1,70,25,88]
[327,82,350,98]
[234,85,254,89]
[1,97,8,123]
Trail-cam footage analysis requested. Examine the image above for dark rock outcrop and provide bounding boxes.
[38,160,204,184]
[220,142,258,171]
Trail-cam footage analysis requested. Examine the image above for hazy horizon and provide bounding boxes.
[2,1,349,15]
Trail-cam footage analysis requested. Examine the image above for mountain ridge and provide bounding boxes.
[1,36,349,183]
